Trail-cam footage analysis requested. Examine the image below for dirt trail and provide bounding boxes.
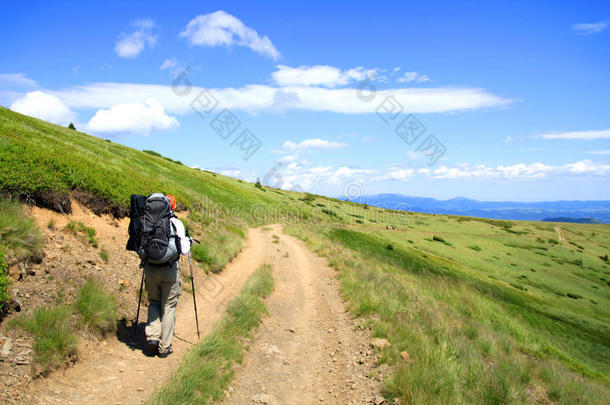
[223,225,385,404]
[22,224,384,404]
[555,226,567,242]
[24,226,271,404]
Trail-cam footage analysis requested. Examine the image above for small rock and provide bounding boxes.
[1,338,13,356]
[374,395,386,405]
[371,338,391,350]
[251,393,276,404]
[137,387,144,392]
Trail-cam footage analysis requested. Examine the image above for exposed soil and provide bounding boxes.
[222,225,388,405]
[554,226,567,242]
[1,204,387,404]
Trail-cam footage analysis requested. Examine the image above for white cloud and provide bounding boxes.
[588,150,610,155]
[539,128,610,140]
[180,10,279,60]
[10,91,75,125]
[86,98,179,134]
[572,21,609,35]
[278,138,347,153]
[115,18,157,58]
[503,136,512,143]
[397,71,431,83]
[47,81,510,115]
[0,73,37,88]
[160,58,178,70]
[271,65,378,87]
[426,160,610,180]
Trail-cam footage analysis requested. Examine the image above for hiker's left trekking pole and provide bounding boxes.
[188,251,201,340]
[132,270,145,347]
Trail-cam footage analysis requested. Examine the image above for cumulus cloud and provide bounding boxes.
[10,91,75,125]
[396,71,431,83]
[115,18,157,58]
[180,10,279,60]
[86,98,179,134]
[572,21,609,35]
[49,82,511,115]
[261,157,610,194]
[421,160,610,180]
[271,65,379,87]
[277,138,347,153]
[0,73,37,88]
[539,128,610,140]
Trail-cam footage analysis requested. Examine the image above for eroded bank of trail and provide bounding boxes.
[223,225,387,405]
[24,226,273,404]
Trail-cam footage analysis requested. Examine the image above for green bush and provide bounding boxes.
[75,280,117,335]
[12,305,77,374]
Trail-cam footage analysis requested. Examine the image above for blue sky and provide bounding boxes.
[1,1,609,201]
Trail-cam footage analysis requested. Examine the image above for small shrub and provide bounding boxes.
[566,293,581,299]
[356,219,364,224]
[600,254,609,262]
[47,219,56,230]
[65,221,98,248]
[547,238,559,245]
[67,122,76,130]
[254,178,263,190]
[386,243,394,250]
[99,248,109,263]
[76,280,117,335]
[12,305,77,374]
[469,245,482,252]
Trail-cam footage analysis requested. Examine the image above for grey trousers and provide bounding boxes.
[144,261,182,354]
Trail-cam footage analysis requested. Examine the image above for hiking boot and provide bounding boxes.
[157,347,173,358]
[146,340,159,355]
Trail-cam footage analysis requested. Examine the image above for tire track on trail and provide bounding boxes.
[25,227,271,404]
[222,225,386,405]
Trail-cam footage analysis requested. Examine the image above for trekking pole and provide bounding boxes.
[132,270,145,347]
[188,250,201,340]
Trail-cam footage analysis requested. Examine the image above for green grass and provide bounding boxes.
[65,220,98,247]
[3,107,610,402]
[10,305,77,374]
[150,264,274,404]
[286,223,610,404]
[0,197,45,261]
[0,198,45,310]
[99,248,109,263]
[0,252,9,310]
[75,280,117,336]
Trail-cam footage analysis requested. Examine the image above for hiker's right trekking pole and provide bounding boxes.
[188,250,201,340]
[132,270,145,347]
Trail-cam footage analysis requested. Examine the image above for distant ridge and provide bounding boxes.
[346,193,610,223]
[542,217,602,224]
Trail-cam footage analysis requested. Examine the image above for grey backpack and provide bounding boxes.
[137,193,180,265]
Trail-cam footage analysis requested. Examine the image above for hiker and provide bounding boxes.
[126,193,192,357]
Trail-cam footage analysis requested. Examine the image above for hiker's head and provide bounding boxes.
[166,194,177,211]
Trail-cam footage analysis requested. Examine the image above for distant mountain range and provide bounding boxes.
[347,194,610,223]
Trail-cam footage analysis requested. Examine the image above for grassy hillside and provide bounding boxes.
[1,106,609,403]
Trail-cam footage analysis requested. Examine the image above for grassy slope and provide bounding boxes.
[2,107,610,403]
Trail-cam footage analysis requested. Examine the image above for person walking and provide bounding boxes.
[144,194,192,357]
[126,193,193,357]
